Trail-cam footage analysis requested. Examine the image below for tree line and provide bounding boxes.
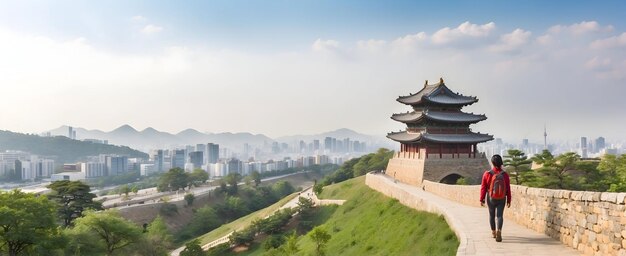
[0,180,173,256]
[486,149,626,192]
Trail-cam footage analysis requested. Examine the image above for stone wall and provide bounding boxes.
[422,180,626,256]
[365,173,473,255]
[385,154,490,185]
[385,156,424,186]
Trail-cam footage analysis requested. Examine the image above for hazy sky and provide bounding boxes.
[0,1,625,143]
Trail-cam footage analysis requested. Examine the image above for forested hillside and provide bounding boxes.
[0,130,148,163]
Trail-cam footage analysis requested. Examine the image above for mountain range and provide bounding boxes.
[48,125,392,153]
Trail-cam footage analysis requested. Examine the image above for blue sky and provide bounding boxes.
[2,1,624,51]
[0,1,625,143]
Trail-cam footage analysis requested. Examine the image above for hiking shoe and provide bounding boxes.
[496,231,502,242]
[491,230,496,238]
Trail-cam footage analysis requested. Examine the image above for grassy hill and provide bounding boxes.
[0,130,148,163]
[223,176,458,256]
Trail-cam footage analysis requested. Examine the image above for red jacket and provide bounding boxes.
[479,167,511,204]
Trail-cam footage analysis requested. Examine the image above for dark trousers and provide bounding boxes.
[487,197,506,230]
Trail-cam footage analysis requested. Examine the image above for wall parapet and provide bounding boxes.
[421,179,626,256]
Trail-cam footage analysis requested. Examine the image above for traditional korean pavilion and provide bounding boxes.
[388,78,493,158]
[385,78,493,184]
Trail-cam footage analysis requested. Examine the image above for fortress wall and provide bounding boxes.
[365,173,473,255]
[422,157,490,185]
[385,155,490,185]
[421,179,626,256]
[385,156,424,186]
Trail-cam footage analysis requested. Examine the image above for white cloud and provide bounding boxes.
[431,21,495,45]
[390,32,427,53]
[548,21,612,36]
[489,28,531,53]
[590,32,626,49]
[585,56,612,71]
[141,24,163,35]
[356,39,387,53]
[312,38,340,52]
[131,15,147,22]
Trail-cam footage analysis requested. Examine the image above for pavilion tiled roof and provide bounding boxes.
[391,110,486,124]
[396,79,478,106]
[386,131,493,144]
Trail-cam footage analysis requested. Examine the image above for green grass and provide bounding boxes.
[296,176,459,256]
[197,193,299,245]
[226,176,459,256]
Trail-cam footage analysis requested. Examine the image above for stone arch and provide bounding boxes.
[439,173,463,184]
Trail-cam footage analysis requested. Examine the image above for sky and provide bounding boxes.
[0,1,625,143]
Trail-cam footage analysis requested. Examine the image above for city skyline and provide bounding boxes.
[1,1,625,142]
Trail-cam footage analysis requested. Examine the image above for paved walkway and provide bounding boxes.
[369,174,580,256]
[172,187,317,256]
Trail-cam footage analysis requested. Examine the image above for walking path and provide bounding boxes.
[172,187,320,256]
[368,174,580,256]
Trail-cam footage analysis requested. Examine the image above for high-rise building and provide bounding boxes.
[228,158,242,174]
[313,140,320,151]
[81,162,106,178]
[196,144,207,163]
[105,156,128,176]
[156,150,164,172]
[580,137,588,158]
[595,137,606,153]
[68,126,74,140]
[324,137,332,151]
[207,143,219,164]
[189,151,203,169]
[172,150,185,169]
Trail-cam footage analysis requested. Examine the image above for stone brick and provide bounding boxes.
[617,193,626,205]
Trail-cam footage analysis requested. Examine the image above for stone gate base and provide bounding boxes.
[385,152,490,185]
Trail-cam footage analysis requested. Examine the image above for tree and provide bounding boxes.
[184,193,195,206]
[297,196,314,211]
[131,185,139,195]
[598,154,626,192]
[271,181,295,198]
[189,169,209,188]
[313,183,323,196]
[118,184,131,196]
[532,150,579,189]
[180,206,221,239]
[71,210,143,256]
[504,149,533,185]
[135,216,172,256]
[251,171,261,187]
[180,239,204,256]
[309,226,331,256]
[229,228,254,246]
[0,190,60,256]
[224,173,242,195]
[282,232,300,255]
[47,180,102,227]
[158,168,189,192]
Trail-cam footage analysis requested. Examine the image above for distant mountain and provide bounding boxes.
[48,125,274,152]
[47,125,392,152]
[0,130,148,163]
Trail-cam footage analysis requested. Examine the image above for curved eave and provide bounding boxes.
[386,131,422,143]
[422,96,478,106]
[390,111,487,124]
[421,133,494,144]
[386,131,494,144]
